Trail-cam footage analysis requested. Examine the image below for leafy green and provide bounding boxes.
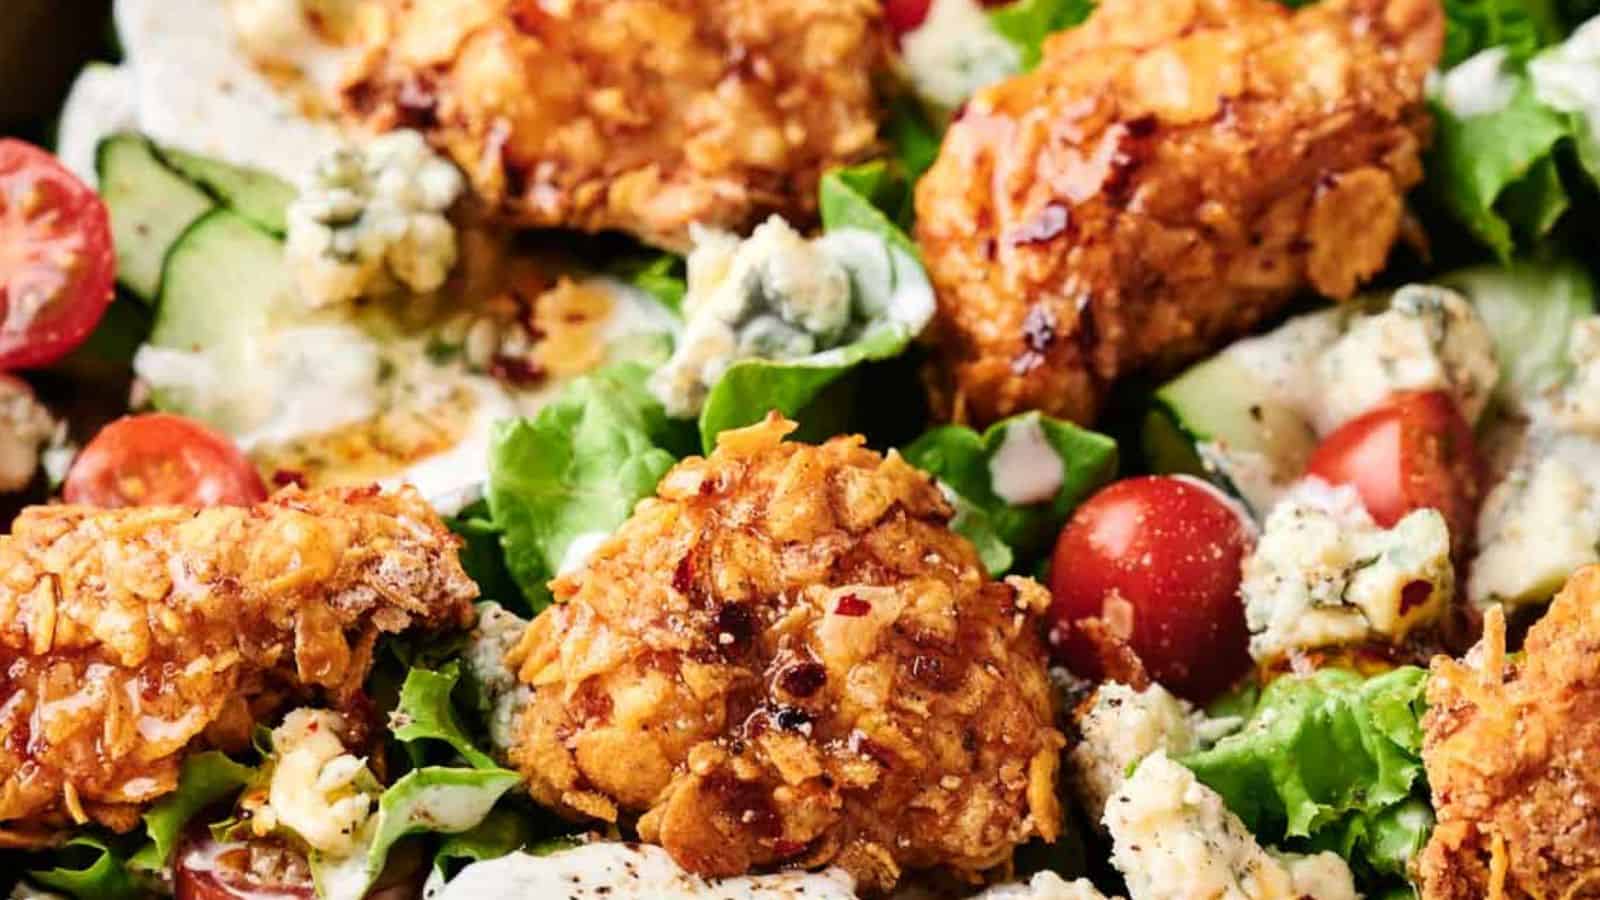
[446,506,528,616]
[432,808,540,878]
[989,0,1094,70]
[27,837,146,900]
[1180,667,1432,889]
[902,412,1118,575]
[1427,82,1573,260]
[612,252,688,313]
[885,96,944,182]
[487,362,684,608]
[390,663,498,770]
[313,767,521,900]
[1439,257,1597,407]
[130,752,258,871]
[1441,0,1563,66]
[696,166,935,449]
[1528,16,1600,183]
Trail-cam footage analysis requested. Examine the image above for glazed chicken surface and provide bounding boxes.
[914,0,1443,426]
[0,486,476,846]
[505,415,1065,893]
[1419,565,1600,900]
[341,0,888,251]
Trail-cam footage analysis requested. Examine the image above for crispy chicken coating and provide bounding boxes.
[914,0,1443,426]
[1419,566,1600,899]
[0,486,476,846]
[505,415,1064,893]
[341,0,888,251]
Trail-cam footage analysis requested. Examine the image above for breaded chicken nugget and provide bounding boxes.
[0,486,476,845]
[341,0,888,251]
[505,415,1064,893]
[914,0,1443,426]
[1420,566,1600,899]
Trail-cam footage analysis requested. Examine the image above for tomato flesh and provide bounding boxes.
[1048,476,1254,703]
[1304,390,1482,552]
[63,413,268,508]
[0,139,114,371]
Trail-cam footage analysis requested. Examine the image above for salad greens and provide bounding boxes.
[903,413,1119,575]
[989,0,1095,69]
[1181,667,1432,891]
[486,362,686,612]
[1440,256,1598,405]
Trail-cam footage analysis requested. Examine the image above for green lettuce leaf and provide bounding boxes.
[1439,257,1597,407]
[1179,667,1431,888]
[696,165,936,449]
[129,752,258,871]
[611,252,687,314]
[902,412,1118,575]
[1441,0,1563,66]
[487,362,684,609]
[1529,16,1600,182]
[989,0,1094,70]
[390,663,498,770]
[27,837,146,900]
[445,506,528,617]
[1427,81,1573,260]
[885,96,944,182]
[432,809,539,878]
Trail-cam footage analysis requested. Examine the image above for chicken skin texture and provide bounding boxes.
[341,0,888,251]
[914,0,1443,426]
[0,486,476,846]
[1420,565,1600,899]
[505,415,1064,893]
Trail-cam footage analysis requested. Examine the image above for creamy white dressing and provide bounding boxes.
[557,531,613,576]
[1436,47,1520,118]
[433,843,857,900]
[1530,17,1600,150]
[112,0,351,182]
[379,375,522,516]
[989,417,1064,505]
[55,63,139,184]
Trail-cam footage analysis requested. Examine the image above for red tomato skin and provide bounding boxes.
[1304,390,1482,549]
[885,0,933,35]
[1048,476,1254,703]
[0,139,115,370]
[63,413,268,508]
[174,833,313,900]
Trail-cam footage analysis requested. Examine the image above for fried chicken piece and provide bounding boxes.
[1419,566,1600,899]
[0,486,476,845]
[505,415,1064,893]
[341,0,888,251]
[914,0,1443,426]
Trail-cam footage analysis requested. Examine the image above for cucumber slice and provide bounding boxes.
[160,145,297,236]
[1143,354,1317,516]
[151,209,288,354]
[96,133,215,302]
[1440,259,1597,410]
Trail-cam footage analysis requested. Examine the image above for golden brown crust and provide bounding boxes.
[1420,566,1600,900]
[0,486,476,842]
[913,0,1442,426]
[506,415,1064,892]
[341,0,889,250]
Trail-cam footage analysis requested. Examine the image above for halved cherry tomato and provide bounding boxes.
[1048,476,1254,703]
[0,139,115,370]
[1304,390,1481,552]
[175,832,313,900]
[63,413,267,508]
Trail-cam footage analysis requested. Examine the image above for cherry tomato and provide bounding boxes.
[175,832,313,900]
[0,139,115,370]
[63,413,267,508]
[1048,476,1254,703]
[885,0,933,35]
[1304,390,1481,550]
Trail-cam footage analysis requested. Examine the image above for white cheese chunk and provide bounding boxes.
[434,842,857,900]
[1105,752,1358,900]
[1068,683,1201,828]
[1435,47,1519,118]
[972,872,1113,900]
[1242,480,1453,661]
[901,0,1021,111]
[264,709,377,856]
[1470,432,1600,609]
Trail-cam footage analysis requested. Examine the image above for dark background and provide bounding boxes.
[0,0,115,138]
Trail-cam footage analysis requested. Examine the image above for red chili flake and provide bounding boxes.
[1400,580,1433,615]
[834,593,871,617]
[271,469,308,489]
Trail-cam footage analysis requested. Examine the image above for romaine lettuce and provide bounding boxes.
[1180,667,1432,889]
[486,362,686,609]
[902,412,1118,575]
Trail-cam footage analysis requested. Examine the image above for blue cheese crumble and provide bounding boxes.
[1242,481,1453,661]
[901,0,1021,112]
[286,130,465,307]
